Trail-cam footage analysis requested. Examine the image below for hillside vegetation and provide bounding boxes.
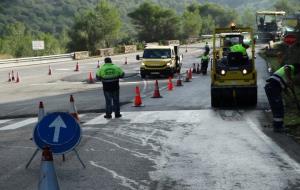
[0,0,299,57]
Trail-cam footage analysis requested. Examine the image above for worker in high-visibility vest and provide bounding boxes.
[265,64,300,133]
[230,43,248,56]
[200,51,210,75]
[96,57,124,119]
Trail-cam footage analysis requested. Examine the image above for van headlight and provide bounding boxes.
[242,69,247,75]
[166,62,171,66]
[141,62,145,66]
[221,69,226,75]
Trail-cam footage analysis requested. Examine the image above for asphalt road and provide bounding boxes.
[1,44,300,190]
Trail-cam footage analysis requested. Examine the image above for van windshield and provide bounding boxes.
[143,49,171,59]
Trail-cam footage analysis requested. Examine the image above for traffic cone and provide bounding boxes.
[48,65,52,75]
[38,101,45,123]
[152,80,162,98]
[185,70,190,82]
[125,57,128,65]
[69,95,80,121]
[189,68,192,80]
[38,147,60,190]
[8,72,11,82]
[196,63,201,74]
[133,86,143,107]
[167,77,173,91]
[74,62,79,72]
[11,70,15,81]
[87,72,95,84]
[192,63,196,73]
[15,72,20,83]
[97,60,100,68]
[176,73,183,86]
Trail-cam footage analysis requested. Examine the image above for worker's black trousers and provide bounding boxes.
[201,61,209,75]
[264,80,284,129]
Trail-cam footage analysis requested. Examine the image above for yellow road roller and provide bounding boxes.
[211,24,257,107]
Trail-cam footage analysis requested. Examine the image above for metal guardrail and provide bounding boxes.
[0,53,74,64]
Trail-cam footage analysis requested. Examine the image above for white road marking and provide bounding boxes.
[0,119,11,124]
[84,110,209,125]
[245,116,300,171]
[90,161,148,190]
[84,114,108,125]
[55,68,71,71]
[142,129,157,146]
[0,118,37,131]
[84,135,154,161]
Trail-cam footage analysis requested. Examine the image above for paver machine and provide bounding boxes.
[211,24,257,107]
[256,11,286,42]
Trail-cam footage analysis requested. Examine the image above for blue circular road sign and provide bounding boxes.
[33,112,81,154]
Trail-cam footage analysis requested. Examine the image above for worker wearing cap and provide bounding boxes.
[265,64,300,132]
[96,57,124,119]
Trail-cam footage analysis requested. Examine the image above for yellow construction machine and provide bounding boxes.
[211,24,257,107]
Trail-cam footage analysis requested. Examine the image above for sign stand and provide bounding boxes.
[25,112,85,169]
[25,148,39,169]
[74,149,86,168]
[26,148,85,168]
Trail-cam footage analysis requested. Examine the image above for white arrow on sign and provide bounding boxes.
[49,116,67,142]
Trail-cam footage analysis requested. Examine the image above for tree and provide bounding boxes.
[128,2,181,42]
[197,3,238,28]
[274,0,295,14]
[240,8,255,27]
[68,0,121,53]
[1,22,34,57]
[201,15,215,35]
[181,10,202,39]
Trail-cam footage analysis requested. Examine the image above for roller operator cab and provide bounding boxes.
[136,45,182,78]
[211,25,257,107]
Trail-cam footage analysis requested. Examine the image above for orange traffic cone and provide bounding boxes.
[196,63,201,74]
[11,70,15,81]
[152,80,162,98]
[87,72,95,84]
[133,86,143,107]
[185,70,190,82]
[8,72,11,82]
[168,77,173,91]
[192,63,196,73]
[176,73,183,86]
[125,57,128,65]
[38,101,46,123]
[189,68,192,80]
[74,62,79,72]
[15,72,20,83]
[69,95,80,121]
[97,60,100,68]
[38,147,60,190]
[48,65,52,75]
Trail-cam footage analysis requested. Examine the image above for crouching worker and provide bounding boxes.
[264,64,300,133]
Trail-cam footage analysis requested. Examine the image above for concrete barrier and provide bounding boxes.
[121,45,137,53]
[96,48,114,57]
[74,51,89,60]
